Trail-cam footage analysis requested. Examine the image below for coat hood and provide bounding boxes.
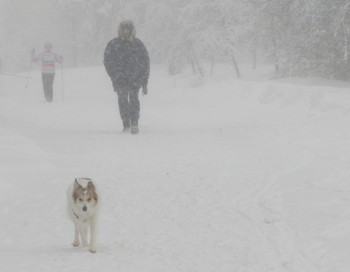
[118,20,136,41]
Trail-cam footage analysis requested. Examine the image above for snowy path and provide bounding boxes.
[1,66,350,271]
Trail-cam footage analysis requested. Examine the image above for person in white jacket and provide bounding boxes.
[32,42,63,102]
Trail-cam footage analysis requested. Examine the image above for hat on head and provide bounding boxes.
[44,42,52,50]
[118,20,136,40]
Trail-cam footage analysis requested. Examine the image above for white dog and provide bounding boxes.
[67,178,99,253]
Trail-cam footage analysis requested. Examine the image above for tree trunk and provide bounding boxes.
[190,58,197,75]
[252,47,257,70]
[210,53,215,77]
[72,16,78,67]
[231,51,240,78]
[272,38,279,74]
[192,52,204,77]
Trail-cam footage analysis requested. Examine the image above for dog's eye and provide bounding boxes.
[79,198,83,202]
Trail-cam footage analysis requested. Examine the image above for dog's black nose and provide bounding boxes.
[83,206,87,212]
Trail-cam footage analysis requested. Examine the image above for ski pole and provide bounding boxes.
[61,63,64,101]
[26,48,35,89]
[25,61,32,88]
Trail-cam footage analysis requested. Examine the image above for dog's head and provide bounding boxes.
[73,178,98,213]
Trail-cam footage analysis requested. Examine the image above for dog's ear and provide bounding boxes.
[74,179,81,188]
[87,181,98,202]
[87,181,95,190]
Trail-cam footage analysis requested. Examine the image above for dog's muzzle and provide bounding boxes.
[83,206,87,212]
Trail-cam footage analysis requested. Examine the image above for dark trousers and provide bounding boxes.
[113,84,140,123]
[42,73,55,102]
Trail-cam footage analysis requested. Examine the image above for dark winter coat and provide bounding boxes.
[104,35,150,90]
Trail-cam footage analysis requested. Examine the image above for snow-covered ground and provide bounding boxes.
[1,64,350,272]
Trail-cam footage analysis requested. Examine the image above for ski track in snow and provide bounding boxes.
[0,65,350,272]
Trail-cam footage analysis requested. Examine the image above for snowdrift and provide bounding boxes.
[0,65,349,272]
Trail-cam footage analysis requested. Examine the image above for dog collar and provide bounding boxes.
[72,209,89,222]
[72,210,79,219]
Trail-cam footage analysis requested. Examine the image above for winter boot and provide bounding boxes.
[131,119,139,135]
[122,119,131,133]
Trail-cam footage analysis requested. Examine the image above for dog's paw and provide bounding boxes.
[72,241,80,247]
[89,247,96,254]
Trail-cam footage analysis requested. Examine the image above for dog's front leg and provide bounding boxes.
[80,223,89,247]
[89,218,97,253]
[72,221,80,247]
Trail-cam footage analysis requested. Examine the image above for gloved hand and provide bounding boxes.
[142,85,148,95]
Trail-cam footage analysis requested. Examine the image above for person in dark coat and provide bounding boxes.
[104,20,150,134]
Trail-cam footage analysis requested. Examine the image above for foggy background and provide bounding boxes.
[1,0,349,80]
